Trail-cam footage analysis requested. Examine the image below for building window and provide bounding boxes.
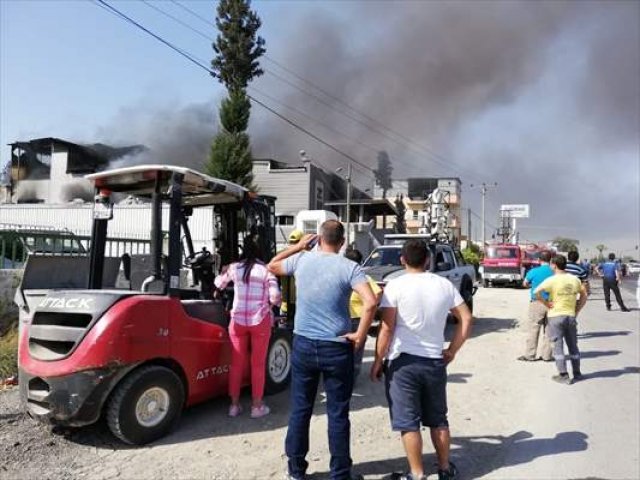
[276,215,294,226]
[302,220,318,235]
[412,210,419,219]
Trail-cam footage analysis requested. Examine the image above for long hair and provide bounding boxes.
[240,236,265,283]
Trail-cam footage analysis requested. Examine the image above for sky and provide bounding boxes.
[1,0,639,257]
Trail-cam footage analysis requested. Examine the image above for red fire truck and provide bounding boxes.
[481,244,525,288]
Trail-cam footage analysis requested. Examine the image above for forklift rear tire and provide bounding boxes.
[264,329,293,395]
[107,365,185,445]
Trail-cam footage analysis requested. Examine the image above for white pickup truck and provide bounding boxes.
[362,240,478,312]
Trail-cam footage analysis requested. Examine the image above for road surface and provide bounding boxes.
[1,284,638,479]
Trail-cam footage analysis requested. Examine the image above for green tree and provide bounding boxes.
[374,151,393,229]
[461,248,482,273]
[206,0,265,188]
[595,243,606,260]
[374,151,393,198]
[552,236,580,252]
[394,195,406,234]
[211,0,265,92]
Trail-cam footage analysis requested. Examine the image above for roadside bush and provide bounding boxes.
[462,248,481,270]
[0,322,18,379]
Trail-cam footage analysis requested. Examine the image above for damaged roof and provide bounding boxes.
[10,137,146,174]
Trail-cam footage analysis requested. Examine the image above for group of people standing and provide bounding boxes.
[217,220,474,480]
[518,249,633,385]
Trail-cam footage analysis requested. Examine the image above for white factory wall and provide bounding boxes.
[0,204,216,250]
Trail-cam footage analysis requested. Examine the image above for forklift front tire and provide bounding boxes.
[264,329,293,395]
[107,365,185,445]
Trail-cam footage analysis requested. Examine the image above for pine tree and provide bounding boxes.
[373,151,393,198]
[374,151,393,228]
[206,0,265,188]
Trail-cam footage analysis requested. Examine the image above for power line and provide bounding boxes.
[143,0,212,41]
[92,0,376,181]
[164,0,480,181]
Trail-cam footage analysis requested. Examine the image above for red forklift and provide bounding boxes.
[17,165,293,444]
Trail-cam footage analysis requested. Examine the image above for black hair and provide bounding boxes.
[401,239,429,268]
[567,250,579,262]
[608,253,616,260]
[240,236,265,283]
[321,220,345,247]
[345,248,363,264]
[552,254,567,270]
[539,251,552,263]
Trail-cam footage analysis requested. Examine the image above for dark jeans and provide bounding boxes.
[285,335,355,480]
[603,278,627,310]
[547,315,580,375]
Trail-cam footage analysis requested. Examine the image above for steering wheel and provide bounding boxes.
[184,247,213,269]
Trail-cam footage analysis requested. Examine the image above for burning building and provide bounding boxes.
[5,137,144,204]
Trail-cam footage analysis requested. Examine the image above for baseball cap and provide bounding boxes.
[288,230,303,243]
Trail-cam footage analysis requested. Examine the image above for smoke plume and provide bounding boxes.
[95,101,218,171]
[246,0,639,248]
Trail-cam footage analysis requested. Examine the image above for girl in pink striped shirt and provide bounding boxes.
[214,238,281,418]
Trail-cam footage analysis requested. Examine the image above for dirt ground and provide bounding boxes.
[1,284,638,480]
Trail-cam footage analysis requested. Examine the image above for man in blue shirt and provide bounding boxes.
[566,251,590,295]
[518,251,554,361]
[269,220,376,480]
[597,253,630,312]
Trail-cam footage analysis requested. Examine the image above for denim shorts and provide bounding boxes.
[384,353,449,431]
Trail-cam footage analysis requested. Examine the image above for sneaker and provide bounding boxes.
[552,374,572,385]
[517,355,538,362]
[438,461,458,480]
[573,372,583,381]
[228,404,242,417]
[250,404,270,418]
[622,308,631,312]
[390,473,426,480]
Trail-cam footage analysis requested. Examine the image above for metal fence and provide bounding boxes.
[0,229,152,269]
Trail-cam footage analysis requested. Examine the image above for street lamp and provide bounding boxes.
[335,163,353,246]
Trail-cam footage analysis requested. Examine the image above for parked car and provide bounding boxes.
[627,262,640,275]
[363,238,477,313]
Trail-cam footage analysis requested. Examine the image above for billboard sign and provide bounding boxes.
[500,204,530,218]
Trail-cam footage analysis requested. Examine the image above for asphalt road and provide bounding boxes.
[1,284,638,479]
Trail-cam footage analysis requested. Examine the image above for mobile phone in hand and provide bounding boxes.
[307,237,318,249]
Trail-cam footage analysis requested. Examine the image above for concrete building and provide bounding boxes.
[4,137,143,204]
[374,177,462,244]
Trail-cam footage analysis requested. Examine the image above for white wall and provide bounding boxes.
[0,204,215,250]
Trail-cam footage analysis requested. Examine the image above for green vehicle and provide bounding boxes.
[0,226,86,269]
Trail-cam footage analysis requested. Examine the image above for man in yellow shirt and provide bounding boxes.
[345,249,382,377]
[280,230,303,317]
[535,255,588,385]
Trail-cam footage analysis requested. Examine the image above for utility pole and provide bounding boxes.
[345,162,352,247]
[467,207,472,245]
[469,182,498,250]
[335,162,353,246]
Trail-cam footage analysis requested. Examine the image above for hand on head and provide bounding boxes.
[295,234,318,251]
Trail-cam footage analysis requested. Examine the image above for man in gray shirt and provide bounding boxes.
[269,220,376,480]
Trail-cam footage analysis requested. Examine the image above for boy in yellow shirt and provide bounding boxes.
[345,249,382,377]
[535,255,588,385]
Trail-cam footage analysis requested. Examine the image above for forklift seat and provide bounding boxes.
[181,300,230,329]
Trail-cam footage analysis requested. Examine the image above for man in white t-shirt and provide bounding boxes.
[371,239,473,480]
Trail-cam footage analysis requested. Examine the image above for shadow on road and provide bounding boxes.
[309,430,589,479]
[579,350,621,359]
[446,317,516,340]
[581,366,640,380]
[578,330,632,339]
